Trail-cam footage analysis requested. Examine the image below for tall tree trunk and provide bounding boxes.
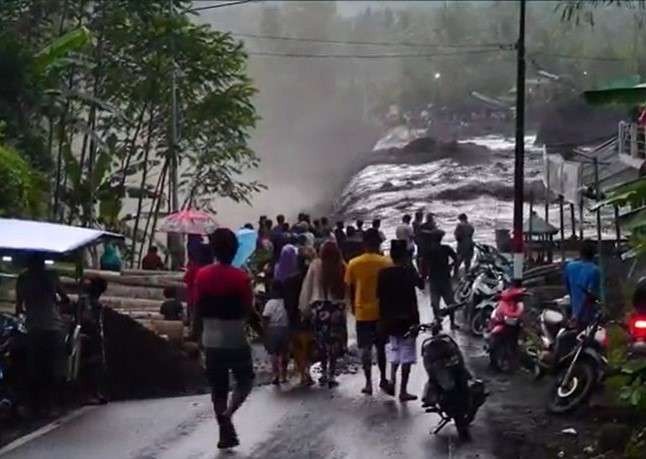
[118,102,149,191]
[138,160,168,266]
[81,0,107,226]
[46,115,55,218]
[130,106,156,268]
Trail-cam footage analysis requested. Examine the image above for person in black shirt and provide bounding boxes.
[424,229,459,329]
[378,240,424,401]
[160,287,184,321]
[341,226,363,262]
[334,221,347,246]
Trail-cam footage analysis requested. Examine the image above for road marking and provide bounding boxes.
[0,406,97,457]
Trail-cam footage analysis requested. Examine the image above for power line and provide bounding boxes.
[246,48,511,59]
[232,31,510,50]
[189,0,259,13]
[529,51,634,62]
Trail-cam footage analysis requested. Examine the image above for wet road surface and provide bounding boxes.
[1,371,498,459]
[1,294,552,459]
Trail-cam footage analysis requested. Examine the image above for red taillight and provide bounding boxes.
[629,314,646,341]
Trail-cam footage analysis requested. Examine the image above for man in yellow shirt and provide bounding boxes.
[345,228,394,396]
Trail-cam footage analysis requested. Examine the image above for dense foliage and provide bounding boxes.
[0,0,261,265]
[0,143,44,218]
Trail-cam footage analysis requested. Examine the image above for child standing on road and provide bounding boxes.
[263,282,290,385]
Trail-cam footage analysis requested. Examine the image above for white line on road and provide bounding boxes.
[0,406,97,457]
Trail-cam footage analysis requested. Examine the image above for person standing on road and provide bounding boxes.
[356,219,365,240]
[274,243,299,284]
[417,213,438,281]
[372,219,387,244]
[194,228,263,450]
[412,211,425,272]
[334,221,347,246]
[395,214,415,256]
[563,240,600,328]
[345,229,394,396]
[283,254,315,387]
[300,241,348,388]
[15,253,68,416]
[425,229,459,330]
[342,226,363,262]
[378,240,424,402]
[454,213,475,274]
[262,282,290,385]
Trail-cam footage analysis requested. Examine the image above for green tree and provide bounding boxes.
[0,143,45,217]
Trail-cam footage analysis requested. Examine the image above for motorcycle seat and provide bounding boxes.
[542,309,565,325]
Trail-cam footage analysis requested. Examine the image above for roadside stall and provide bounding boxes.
[0,218,123,412]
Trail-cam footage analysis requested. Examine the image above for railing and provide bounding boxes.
[618,121,646,165]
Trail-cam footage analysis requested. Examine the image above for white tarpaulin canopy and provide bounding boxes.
[0,218,123,255]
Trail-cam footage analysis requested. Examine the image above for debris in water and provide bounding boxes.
[561,428,578,436]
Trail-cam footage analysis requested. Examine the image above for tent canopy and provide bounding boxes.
[524,212,558,235]
[0,218,123,255]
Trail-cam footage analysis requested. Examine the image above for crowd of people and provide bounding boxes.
[190,211,475,449]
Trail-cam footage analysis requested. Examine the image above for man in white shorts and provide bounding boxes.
[377,240,425,402]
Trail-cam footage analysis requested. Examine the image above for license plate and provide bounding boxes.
[504,317,519,326]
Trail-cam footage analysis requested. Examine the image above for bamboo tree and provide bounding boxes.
[138,160,168,266]
[130,104,156,267]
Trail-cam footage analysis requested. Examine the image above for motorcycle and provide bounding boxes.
[454,244,510,304]
[536,307,607,414]
[468,272,505,337]
[485,288,526,373]
[0,313,28,419]
[409,303,487,440]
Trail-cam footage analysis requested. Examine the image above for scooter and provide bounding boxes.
[409,303,487,440]
[485,288,525,373]
[468,272,505,337]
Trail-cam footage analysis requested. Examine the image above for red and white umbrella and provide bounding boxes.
[158,209,218,235]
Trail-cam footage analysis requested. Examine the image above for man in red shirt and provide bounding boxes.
[195,228,262,450]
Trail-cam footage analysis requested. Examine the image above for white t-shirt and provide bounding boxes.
[262,299,288,327]
[396,224,415,250]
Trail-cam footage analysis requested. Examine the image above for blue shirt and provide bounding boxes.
[564,260,600,324]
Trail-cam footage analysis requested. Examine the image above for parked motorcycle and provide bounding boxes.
[409,303,487,440]
[534,305,608,414]
[485,287,525,373]
[468,273,505,337]
[0,312,28,419]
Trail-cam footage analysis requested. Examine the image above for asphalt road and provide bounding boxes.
[0,293,549,459]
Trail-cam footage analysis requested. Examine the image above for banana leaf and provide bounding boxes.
[591,177,646,210]
[34,27,91,74]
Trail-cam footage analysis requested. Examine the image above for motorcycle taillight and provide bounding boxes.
[629,313,646,341]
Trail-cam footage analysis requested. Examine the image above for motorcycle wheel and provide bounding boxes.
[470,307,492,337]
[546,359,596,414]
[454,415,471,441]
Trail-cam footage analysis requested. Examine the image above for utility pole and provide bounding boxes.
[169,0,179,214]
[167,0,182,270]
[512,0,526,284]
